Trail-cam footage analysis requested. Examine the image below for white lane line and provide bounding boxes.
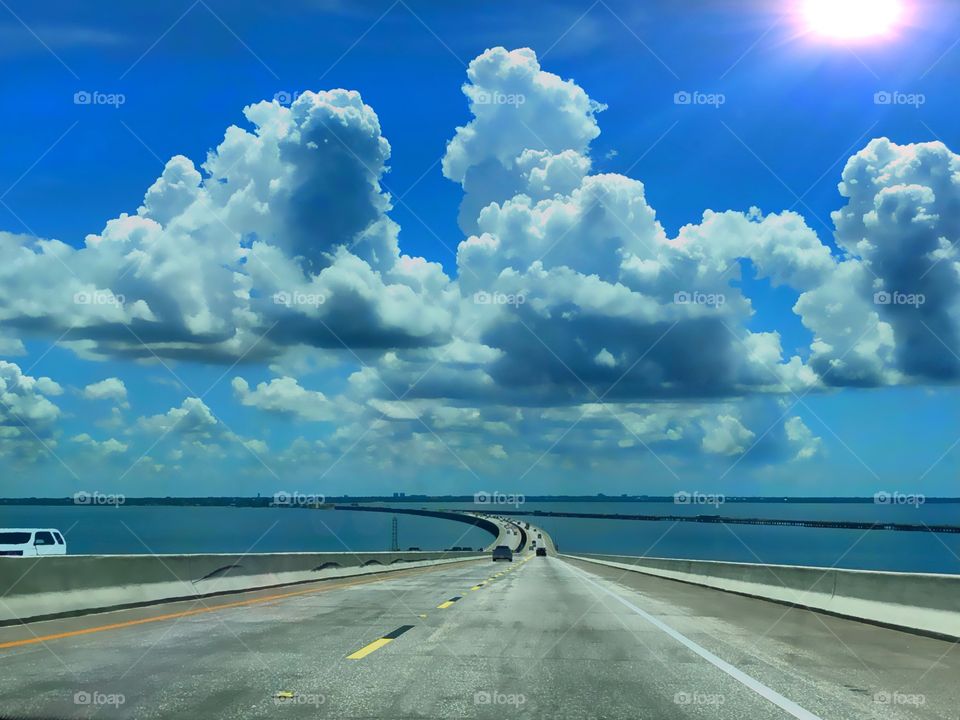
[565,563,824,720]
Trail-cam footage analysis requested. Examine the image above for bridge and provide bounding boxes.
[0,511,957,719]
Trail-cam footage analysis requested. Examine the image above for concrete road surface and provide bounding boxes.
[0,551,955,719]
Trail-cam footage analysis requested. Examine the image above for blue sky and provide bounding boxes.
[1,0,960,498]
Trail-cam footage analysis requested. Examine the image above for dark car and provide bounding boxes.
[536,547,547,557]
[491,545,513,562]
[407,547,421,551]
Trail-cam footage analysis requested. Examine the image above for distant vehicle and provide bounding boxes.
[530,541,536,548]
[536,547,547,557]
[0,529,66,557]
[491,545,512,562]
[537,533,542,539]
[407,546,421,551]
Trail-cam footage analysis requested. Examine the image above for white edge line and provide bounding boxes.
[564,563,824,720]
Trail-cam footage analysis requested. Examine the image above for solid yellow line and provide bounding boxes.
[0,561,478,651]
[437,600,454,609]
[346,637,392,660]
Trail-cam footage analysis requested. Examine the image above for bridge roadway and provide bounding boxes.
[0,531,956,719]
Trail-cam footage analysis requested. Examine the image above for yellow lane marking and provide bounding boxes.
[346,637,392,659]
[0,560,479,651]
[470,584,484,591]
[347,624,414,660]
[437,601,455,609]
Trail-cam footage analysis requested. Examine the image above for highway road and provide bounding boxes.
[0,545,956,719]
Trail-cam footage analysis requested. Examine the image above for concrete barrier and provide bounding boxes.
[564,553,960,640]
[0,551,482,626]
[332,505,503,549]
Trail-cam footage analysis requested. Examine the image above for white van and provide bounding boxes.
[0,528,67,557]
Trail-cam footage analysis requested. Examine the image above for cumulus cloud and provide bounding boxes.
[701,414,756,456]
[0,361,61,429]
[71,433,128,455]
[232,376,349,422]
[0,361,63,461]
[0,90,452,363]
[82,377,128,407]
[442,46,604,233]
[4,47,960,479]
[797,138,960,386]
[138,397,221,437]
[784,416,823,461]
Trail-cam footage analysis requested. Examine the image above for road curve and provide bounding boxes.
[0,545,955,719]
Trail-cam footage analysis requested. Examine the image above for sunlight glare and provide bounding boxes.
[803,0,903,40]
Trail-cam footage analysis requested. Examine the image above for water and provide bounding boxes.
[427,501,960,574]
[0,506,491,555]
[2,502,958,574]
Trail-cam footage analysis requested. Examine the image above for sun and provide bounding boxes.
[802,0,903,40]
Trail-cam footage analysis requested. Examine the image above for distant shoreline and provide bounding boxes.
[1,495,959,506]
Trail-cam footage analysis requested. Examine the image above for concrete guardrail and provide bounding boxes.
[0,551,482,626]
[564,553,960,641]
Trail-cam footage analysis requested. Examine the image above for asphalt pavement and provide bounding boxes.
[0,543,955,719]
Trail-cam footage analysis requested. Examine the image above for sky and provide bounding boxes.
[1,0,960,499]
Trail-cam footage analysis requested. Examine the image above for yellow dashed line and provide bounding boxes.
[347,637,392,660]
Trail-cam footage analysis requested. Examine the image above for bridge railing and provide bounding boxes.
[0,551,482,626]
[564,552,960,640]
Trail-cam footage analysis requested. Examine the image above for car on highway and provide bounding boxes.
[0,528,66,557]
[491,545,512,562]
[536,547,547,557]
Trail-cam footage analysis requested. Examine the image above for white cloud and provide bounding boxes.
[797,138,960,385]
[784,416,823,461]
[71,433,128,455]
[0,361,61,428]
[701,414,756,456]
[0,89,453,363]
[232,376,348,422]
[244,438,269,455]
[4,48,960,479]
[138,397,220,436]
[82,377,128,407]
